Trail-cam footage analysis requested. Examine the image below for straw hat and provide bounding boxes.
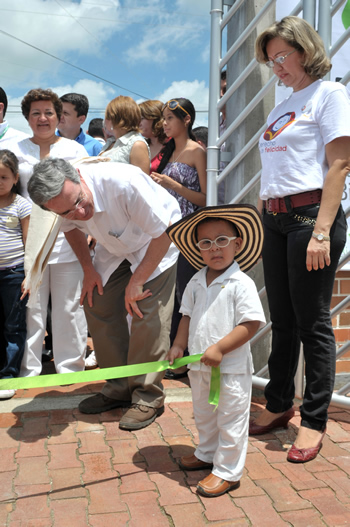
[167,204,264,272]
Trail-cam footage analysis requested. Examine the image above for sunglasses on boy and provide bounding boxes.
[196,235,237,251]
[162,99,190,117]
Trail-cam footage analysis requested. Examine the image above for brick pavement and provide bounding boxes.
[1,370,350,526]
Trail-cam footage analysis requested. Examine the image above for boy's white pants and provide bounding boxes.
[188,369,252,482]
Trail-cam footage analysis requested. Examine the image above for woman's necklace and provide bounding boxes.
[172,140,189,164]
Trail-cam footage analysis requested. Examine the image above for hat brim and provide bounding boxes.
[167,204,264,272]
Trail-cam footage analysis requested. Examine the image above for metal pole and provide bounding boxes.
[318,0,332,82]
[303,0,316,27]
[207,0,223,206]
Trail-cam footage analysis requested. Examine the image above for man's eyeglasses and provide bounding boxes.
[265,49,296,69]
[162,99,190,117]
[60,188,88,219]
[196,235,237,251]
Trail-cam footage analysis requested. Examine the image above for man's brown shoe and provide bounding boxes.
[119,404,164,430]
[197,473,240,497]
[178,454,213,471]
[78,393,130,414]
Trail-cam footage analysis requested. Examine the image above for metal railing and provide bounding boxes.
[208,0,350,406]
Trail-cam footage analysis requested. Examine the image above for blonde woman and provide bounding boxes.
[99,95,150,174]
[250,16,350,463]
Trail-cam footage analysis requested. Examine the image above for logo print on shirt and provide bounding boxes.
[263,112,295,141]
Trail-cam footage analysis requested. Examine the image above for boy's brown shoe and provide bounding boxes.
[197,473,240,497]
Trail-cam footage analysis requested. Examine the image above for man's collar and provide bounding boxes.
[78,169,104,214]
[56,127,83,141]
[75,128,85,142]
[0,120,9,138]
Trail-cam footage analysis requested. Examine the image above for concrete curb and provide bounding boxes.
[0,387,193,414]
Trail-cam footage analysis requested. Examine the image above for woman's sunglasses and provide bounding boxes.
[162,99,190,117]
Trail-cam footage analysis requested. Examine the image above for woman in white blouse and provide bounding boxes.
[99,96,151,174]
[10,88,88,376]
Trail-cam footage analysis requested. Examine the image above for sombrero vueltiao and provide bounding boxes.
[167,204,264,272]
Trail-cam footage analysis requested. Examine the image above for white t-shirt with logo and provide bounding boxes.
[259,80,350,200]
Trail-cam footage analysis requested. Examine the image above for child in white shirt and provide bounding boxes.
[167,204,266,497]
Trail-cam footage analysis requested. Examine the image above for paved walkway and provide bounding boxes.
[1,367,350,526]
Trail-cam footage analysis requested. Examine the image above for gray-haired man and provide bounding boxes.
[28,158,180,430]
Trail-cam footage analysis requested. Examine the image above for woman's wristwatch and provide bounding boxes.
[312,232,330,241]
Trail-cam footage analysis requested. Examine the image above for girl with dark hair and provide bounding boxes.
[151,98,206,216]
[0,150,31,398]
[151,98,207,379]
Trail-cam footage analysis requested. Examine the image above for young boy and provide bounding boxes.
[166,204,266,498]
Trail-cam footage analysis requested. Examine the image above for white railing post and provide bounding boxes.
[303,0,316,26]
[318,0,332,81]
[207,0,224,206]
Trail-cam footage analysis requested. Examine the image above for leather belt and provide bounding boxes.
[263,189,322,214]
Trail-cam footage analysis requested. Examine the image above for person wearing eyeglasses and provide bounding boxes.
[150,97,207,379]
[26,157,181,430]
[8,88,89,378]
[250,16,350,463]
[166,205,265,497]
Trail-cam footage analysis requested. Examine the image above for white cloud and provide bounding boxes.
[52,80,115,113]
[0,0,122,88]
[200,43,210,64]
[176,0,211,15]
[1,0,211,129]
[123,0,210,65]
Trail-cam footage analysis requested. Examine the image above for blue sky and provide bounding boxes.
[0,0,211,133]
[2,0,348,134]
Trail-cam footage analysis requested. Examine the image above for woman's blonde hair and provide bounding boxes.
[105,95,141,132]
[139,100,167,144]
[255,16,331,79]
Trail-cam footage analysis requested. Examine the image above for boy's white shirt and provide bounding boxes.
[180,260,266,374]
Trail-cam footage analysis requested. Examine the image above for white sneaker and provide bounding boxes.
[85,350,98,369]
[0,389,16,399]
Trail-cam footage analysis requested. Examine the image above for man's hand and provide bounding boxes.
[166,346,184,365]
[200,344,224,368]
[125,278,152,318]
[81,267,103,307]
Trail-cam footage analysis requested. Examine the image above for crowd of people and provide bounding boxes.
[0,15,350,498]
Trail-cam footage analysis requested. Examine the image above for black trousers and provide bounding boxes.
[262,204,346,431]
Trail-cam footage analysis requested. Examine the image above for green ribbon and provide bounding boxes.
[209,367,221,409]
[0,354,221,407]
[342,0,350,29]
